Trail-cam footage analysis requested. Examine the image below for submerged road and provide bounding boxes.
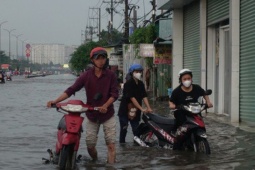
[0,74,254,170]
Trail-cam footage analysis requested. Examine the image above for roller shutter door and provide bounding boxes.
[183,1,200,85]
[207,0,229,25]
[240,0,255,124]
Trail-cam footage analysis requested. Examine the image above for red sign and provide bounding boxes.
[26,44,31,48]
[26,44,31,58]
[26,49,31,53]
[154,58,172,65]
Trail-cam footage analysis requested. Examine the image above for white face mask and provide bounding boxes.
[183,80,191,87]
[133,72,142,80]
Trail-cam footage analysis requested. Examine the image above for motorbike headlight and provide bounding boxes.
[61,104,88,112]
[190,105,201,114]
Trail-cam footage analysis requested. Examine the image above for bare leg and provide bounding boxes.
[87,146,98,161]
[107,143,116,164]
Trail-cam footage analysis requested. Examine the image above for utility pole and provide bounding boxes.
[103,0,123,43]
[99,8,101,40]
[85,26,97,42]
[89,7,101,40]
[151,0,156,23]
[85,26,89,43]
[88,26,93,41]
[124,0,129,42]
[111,0,113,30]
[0,21,7,52]
[149,0,156,106]
[81,30,85,44]
[20,39,28,58]
[13,34,22,60]
[133,6,137,30]
[4,28,16,60]
[103,0,115,30]
[104,0,114,43]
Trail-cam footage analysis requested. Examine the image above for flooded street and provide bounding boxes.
[0,74,255,170]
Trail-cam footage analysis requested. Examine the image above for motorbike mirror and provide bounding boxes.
[205,89,212,95]
[93,93,103,101]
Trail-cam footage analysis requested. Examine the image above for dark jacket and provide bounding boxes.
[118,78,147,121]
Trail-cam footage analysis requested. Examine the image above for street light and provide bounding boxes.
[12,34,22,60]
[19,39,28,72]
[0,21,8,52]
[20,39,28,58]
[4,28,16,59]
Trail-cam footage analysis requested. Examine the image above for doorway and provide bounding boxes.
[215,25,231,115]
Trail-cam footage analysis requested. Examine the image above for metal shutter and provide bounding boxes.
[240,0,255,124]
[183,1,200,85]
[207,0,229,25]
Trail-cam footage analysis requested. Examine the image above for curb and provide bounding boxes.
[204,112,255,133]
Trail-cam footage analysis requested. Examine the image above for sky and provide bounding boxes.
[0,0,154,57]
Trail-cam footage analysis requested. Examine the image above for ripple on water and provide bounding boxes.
[1,74,255,169]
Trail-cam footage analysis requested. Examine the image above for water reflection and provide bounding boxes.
[0,74,254,169]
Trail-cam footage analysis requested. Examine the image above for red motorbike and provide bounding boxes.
[6,75,12,81]
[134,90,212,154]
[42,100,97,170]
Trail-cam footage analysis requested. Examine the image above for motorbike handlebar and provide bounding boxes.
[172,103,208,112]
[48,100,99,113]
[51,103,57,108]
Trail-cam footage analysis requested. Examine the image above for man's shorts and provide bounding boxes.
[85,115,116,147]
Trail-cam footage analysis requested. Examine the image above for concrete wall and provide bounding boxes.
[230,0,240,123]
[172,8,183,88]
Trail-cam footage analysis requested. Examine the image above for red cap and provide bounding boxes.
[90,47,107,59]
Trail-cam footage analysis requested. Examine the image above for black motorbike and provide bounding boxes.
[0,74,5,83]
[134,90,212,154]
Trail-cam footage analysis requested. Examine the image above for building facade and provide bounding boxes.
[30,44,76,65]
[65,45,77,64]
[158,0,255,125]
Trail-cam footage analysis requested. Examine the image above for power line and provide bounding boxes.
[103,0,123,30]
[95,0,102,7]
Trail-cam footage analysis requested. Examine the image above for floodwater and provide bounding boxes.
[0,74,255,170]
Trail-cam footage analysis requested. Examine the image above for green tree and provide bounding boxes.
[129,24,156,44]
[0,51,10,64]
[69,28,123,72]
[129,24,157,69]
[100,29,123,45]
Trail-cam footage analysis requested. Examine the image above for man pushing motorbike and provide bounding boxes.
[169,69,213,148]
[47,47,119,164]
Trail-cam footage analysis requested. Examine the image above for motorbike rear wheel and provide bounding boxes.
[196,137,211,154]
[59,144,75,170]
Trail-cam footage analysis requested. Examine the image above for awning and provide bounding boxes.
[1,64,10,69]
[159,0,197,10]
[153,36,172,45]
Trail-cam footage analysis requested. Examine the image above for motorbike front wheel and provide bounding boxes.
[195,137,211,154]
[140,131,159,147]
[59,144,75,170]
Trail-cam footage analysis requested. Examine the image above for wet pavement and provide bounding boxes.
[0,74,255,170]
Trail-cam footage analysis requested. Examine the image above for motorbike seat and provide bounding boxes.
[147,113,175,125]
